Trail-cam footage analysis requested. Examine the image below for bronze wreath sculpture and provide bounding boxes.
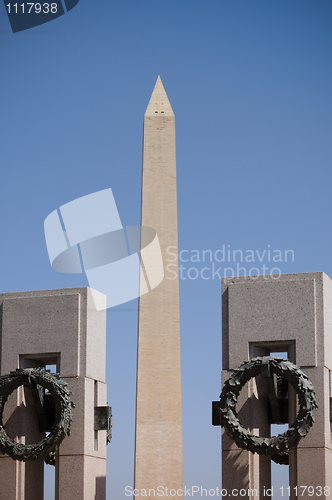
[219,356,317,465]
[0,368,74,465]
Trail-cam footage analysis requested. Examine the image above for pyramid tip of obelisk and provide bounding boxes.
[145,76,174,117]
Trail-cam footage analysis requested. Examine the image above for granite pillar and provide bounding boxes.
[0,287,107,500]
[222,273,332,499]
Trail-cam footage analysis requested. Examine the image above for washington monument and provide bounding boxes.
[134,77,183,496]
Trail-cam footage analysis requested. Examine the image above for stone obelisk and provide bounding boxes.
[134,77,183,497]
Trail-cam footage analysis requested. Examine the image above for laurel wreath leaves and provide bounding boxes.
[219,357,317,465]
[0,368,74,464]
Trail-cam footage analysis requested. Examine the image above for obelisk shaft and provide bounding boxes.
[134,77,183,497]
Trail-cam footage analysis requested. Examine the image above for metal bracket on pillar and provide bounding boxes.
[261,357,282,423]
[260,356,289,425]
[29,382,56,432]
[94,406,113,444]
[212,401,223,426]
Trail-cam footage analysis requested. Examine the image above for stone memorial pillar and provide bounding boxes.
[221,272,332,500]
[0,287,108,500]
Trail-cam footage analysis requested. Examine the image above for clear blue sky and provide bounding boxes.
[1,1,331,498]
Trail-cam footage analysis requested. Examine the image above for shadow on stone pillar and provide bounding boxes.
[95,476,106,499]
